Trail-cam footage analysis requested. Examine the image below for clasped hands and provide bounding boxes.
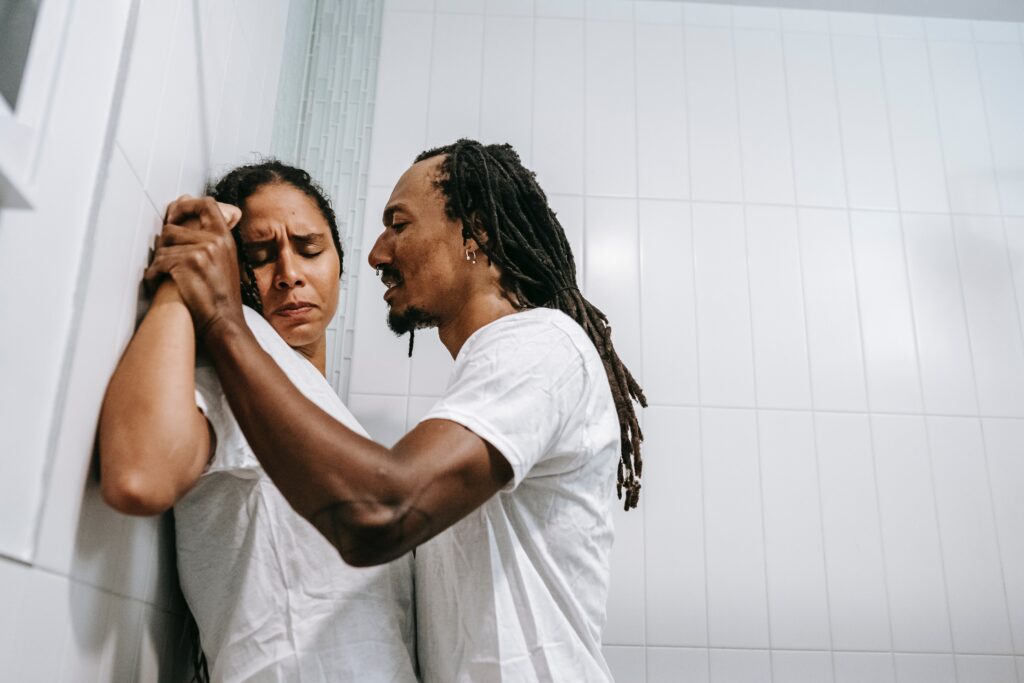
[145,195,246,340]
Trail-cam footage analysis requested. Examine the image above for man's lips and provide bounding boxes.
[274,301,317,317]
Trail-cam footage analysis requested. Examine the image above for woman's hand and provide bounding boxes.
[145,196,245,339]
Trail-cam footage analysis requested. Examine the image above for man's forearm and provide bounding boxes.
[201,318,417,558]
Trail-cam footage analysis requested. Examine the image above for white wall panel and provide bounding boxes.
[117,0,181,180]
[799,208,867,412]
[692,203,755,407]
[880,38,949,213]
[701,409,770,649]
[893,654,957,683]
[648,647,710,683]
[832,34,898,211]
[348,393,409,448]
[605,501,646,646]
[643,408,705,647]
[902,213,979,416]
[734,28,795,206]
[975,41,1024,215]
[833,652,895,683]
[955,215,1024,417]
[816,413,891,652]
[929,417,1015,654]
[685,26,743,202]
[639,200,699,407]
[585,197,642,373]
[426,13,483,147]
[929,40,1002,215]
[849,211,922,414]
[604,645,646,681]
[746,205,812,410]
[773,651,834,683]
[871,415,952,652]
[783,31,847,207]
[982,418,1024,653]
[708,649,772,683]
[955,655,1018,683]
[759,411,831,650]
[348,185,413,396]
[409,328,455,397]
[369,10,432,187]
[586,20,636,197]
[636,21,689,200]
[480,16,533,160]
[532,18,584,195]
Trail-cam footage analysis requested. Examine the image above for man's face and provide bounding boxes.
[368,156,472,334]
[238,183,341,354]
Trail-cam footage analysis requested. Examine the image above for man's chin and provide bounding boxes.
[387,306,439,335]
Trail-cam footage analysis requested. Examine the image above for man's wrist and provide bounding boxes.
[198,310,248,348]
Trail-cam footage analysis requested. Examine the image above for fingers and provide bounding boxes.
[165,196,232,233]
[158,222,226,248]
[217,202,242,229]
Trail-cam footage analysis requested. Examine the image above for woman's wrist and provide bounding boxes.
[152,279,184,306]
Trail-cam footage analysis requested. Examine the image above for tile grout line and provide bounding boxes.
[875,18,962,678]
[628,0,649,660]
[826,10,899,674]
[679,5,713,675]
[779,17,839,678]
[729,9,777,678]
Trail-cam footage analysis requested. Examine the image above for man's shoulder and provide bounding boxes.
[471,308,595,359]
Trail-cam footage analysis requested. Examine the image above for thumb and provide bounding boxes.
[218,202,242,230]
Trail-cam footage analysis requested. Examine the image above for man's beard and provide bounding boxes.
[387,306,440,336]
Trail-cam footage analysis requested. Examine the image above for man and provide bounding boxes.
[148,140,647,681]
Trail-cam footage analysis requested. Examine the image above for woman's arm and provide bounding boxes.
[98,280,212,515]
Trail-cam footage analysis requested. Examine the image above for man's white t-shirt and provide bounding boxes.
[175,307,417,683]
[417,307,619,682]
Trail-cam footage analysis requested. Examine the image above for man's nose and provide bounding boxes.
[367,230,390,269]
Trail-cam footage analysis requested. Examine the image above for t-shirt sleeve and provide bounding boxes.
[421,320,588,490]
[193,364,261,477]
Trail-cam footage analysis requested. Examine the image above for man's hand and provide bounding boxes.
[144,196,246,339]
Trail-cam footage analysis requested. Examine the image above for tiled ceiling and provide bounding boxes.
[656,0,1024,22]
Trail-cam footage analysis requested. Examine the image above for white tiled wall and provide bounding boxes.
[353,1,1024,680]
[0,0,292,678]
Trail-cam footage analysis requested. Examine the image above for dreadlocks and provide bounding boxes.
[414,139,648,510]
[207,159,344,313]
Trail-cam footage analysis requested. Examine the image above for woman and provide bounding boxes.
[98,161,417,682]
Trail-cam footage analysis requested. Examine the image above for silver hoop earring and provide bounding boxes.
[465,248,477,264]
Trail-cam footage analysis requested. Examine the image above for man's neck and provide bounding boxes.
[438,294,519,359]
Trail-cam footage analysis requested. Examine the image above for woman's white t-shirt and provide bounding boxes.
[416,307,619,682]
[175,307,417,683]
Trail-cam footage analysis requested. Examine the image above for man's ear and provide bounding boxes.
[461,214,489,248]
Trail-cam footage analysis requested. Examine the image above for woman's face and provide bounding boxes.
[237,183,341,370]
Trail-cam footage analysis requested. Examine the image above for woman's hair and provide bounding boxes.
[414,139,647,510]
[206,160,343,313]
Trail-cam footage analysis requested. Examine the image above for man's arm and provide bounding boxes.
[204,318,512,566]
[147,196,513,565]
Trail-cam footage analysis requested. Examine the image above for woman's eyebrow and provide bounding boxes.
[290,233,325,244]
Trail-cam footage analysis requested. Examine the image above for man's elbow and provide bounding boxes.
[310,502,410,567]
[100,466,176,516]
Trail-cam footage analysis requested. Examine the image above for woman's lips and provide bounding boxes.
[274,303,316,318]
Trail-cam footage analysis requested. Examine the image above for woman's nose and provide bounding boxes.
[274,251,304,289]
